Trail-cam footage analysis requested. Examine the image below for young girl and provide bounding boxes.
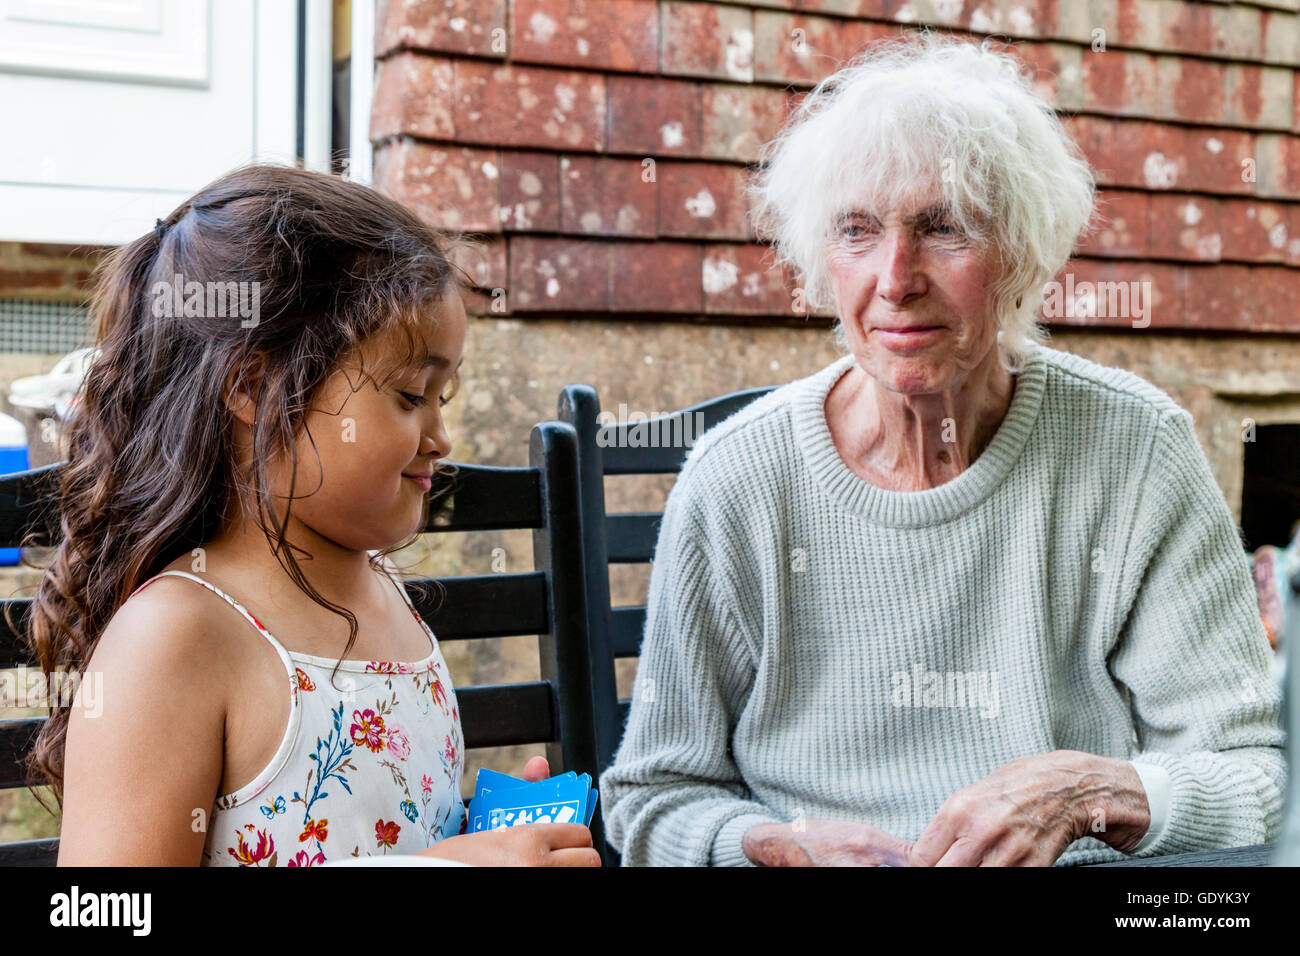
[22,164,599,867]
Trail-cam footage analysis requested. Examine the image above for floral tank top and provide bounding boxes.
[126,557,467,866]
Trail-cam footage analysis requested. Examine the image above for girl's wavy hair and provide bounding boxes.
[747,30,1098,374]
[12,162,469,809]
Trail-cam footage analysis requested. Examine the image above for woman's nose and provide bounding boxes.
[875,231,921,304]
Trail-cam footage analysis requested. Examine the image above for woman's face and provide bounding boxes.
[824,185,1003,395]
[273,292,468,551]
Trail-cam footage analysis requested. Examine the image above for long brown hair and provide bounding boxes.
[13,162,468,809]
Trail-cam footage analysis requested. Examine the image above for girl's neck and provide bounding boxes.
[160,531,432,664]
[179,519,385,616]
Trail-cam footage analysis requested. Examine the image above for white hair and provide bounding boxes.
[747,31,1097,373]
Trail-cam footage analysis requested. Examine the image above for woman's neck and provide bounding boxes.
[825,353,1016,492]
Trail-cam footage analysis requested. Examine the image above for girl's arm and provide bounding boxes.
[57,582,226,866]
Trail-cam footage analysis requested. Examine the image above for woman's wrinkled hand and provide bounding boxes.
[906,750,1150,866]
[742,820,915,866]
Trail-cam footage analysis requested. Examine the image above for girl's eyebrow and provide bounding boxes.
[412,354,463,371]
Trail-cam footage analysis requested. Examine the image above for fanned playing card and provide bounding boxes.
[467,770,597,832]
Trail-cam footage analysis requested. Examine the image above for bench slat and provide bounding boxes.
[598,440,692,476]
[426,464,543,532]
[0,837,58,867]
[599,388,776,475]
[0,716,40,789]
[411,573,550,641]
[0,572,551,668]
[606,513,661,564]
[610,606,646,658]
[0,462,544,550]
[0,464,62,549]
[457,682,556,749]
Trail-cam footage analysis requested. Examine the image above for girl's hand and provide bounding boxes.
[521,755,550,782]
[413,756,596,865]
[416,824,601,866]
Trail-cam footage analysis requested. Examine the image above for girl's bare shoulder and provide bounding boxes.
[60,570,233,865]
[90,569,245,690]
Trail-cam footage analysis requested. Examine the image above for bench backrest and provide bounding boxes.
[0,420,605,866]
[558,384,776,862]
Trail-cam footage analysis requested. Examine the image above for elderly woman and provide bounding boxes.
[597,34,1284,867]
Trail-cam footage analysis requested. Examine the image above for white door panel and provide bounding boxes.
[0,0,210,85]
[0,0,302,245]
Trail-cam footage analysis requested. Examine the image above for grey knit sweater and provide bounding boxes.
[598,343,1285,867]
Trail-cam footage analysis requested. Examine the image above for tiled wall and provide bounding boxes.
[370,0,1300,333]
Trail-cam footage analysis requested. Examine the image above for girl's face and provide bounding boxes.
[272,292,468,552]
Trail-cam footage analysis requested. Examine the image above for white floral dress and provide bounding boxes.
[126,557,466,866]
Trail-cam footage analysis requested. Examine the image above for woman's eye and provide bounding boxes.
[400,391,428,408]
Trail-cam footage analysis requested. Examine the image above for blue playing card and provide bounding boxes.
[470,769,524,831]
[471,773,589,831]
[474,768,531,801]
[470,770,568,828]
[483,788,573,829]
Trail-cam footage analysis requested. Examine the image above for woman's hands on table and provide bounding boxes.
[744,750,1150,866]
[743,819,915,866]
[908,750,1150,866]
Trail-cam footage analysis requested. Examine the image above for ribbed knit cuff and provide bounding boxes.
[711,813,786,867]
[1128,751,1283,856]
[1128,760,1171,854]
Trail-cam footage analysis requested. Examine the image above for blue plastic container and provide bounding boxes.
[0,411,30,565]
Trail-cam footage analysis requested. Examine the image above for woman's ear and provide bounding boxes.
[222,354,267,428]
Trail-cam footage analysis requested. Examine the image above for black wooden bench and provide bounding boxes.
[557,381,1283,868]
[558,383,777,863]
[0,419,609,866]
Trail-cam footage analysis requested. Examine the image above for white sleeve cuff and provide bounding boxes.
[1128,760,1171,854]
